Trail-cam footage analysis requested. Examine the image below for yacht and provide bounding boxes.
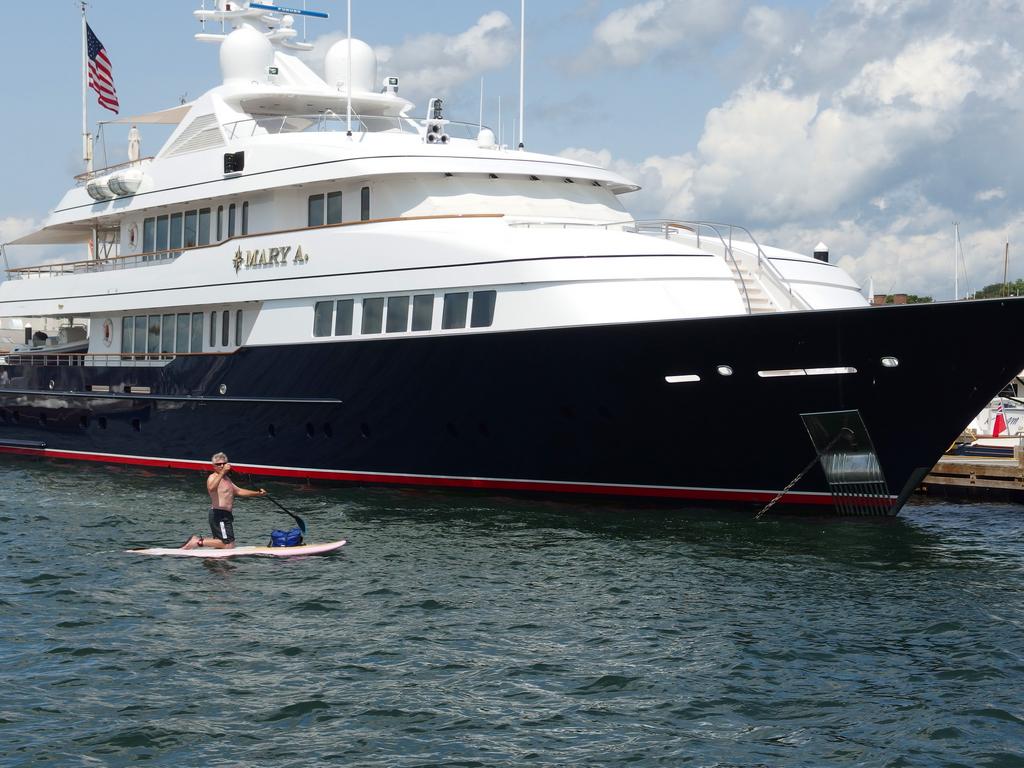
[3,1,1024,515]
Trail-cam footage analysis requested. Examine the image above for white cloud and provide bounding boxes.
[299,12,516,106]
[976,188,1007,202]
[375,12,516,103]
[574,0,742,70]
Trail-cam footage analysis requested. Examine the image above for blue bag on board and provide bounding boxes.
[269,527,304,547]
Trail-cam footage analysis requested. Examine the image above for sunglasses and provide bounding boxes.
[214,462,227,466]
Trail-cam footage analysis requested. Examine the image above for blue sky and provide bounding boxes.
[3,0,1023,299]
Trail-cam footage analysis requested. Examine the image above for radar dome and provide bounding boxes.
[220,24,274,85]
[325,38,377,94]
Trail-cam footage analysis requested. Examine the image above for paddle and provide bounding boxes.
[265,494,307,533]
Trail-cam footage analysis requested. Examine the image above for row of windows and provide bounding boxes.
[313,290,497,338]
[307,187,371,227]
[120,310,242,354]
[142,202,249,259]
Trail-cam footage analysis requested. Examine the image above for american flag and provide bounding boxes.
[86,23,119,114]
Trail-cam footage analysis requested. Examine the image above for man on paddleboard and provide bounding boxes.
[182,452,267,549]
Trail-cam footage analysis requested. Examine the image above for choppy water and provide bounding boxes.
[1,458,1023,767]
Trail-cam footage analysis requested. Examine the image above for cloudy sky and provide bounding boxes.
[3,0,1023,299]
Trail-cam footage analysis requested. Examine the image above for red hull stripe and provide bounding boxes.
[0,445,892,507]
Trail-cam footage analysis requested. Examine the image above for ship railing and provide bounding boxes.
[6,248,181,279]
[224,113,489,142]
[1,352,175,368]
[628,219,811,312]
[74,157,155,184]
[5,214,505,280]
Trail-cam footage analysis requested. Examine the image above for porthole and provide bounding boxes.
[219,384,228,395]
[881,357,899,368]
[360,422,371,439]
[132,418,142,432]
[98,417,107,430]
[717,365,733,376]
[323,423,333,438]
[268,424,276,438]
[48,380,55,390]
[79,415,90,429]
[305,422,315,438]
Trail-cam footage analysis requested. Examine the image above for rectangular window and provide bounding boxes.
[313,301,333,337]
[121,316,133,353]
[241,201,249,236]
[191,312,204,352]
[411,295,434,331]
[175,314,191,353]
[442,292,469,329]
[308,194,325,227]
[169,212,183,254]
[161,314,175,353]
[184,210,198,248]
[147,315,161,354]
[235,309,243,346]
[134,316,147,354]
[386,296,410,333]
[326,191,342,224]
[335,299,354,336]
[209,311,218,348]
[143,218,155,253]
[228,204,236,238]
[221,309,230,347]
[361,297,384,334]
[198,208,211,246]
[471,290,497,328]
[361,186,370,221]
[216,205,224,241]
[156,215,169,253]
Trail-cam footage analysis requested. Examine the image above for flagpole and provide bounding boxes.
[81,1,91,171]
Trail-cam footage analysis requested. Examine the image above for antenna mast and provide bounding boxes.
[954,222,959,301]
[80,1,92,172]
[346,0,353,136]
[518,0,525,149]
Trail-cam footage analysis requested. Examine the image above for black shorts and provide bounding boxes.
[208,508,235,543]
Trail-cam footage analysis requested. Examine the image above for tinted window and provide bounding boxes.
[198,208,211,246]
[361,186,370,220]
[147,315,161,353]
[161,314,175,353]
[209,311,217,348]
[327,191,342,224]
[442,292,469,329]
[313,301,333,337]
[412,294,434,331]
[216,206,223,241]
[184,210,198,248]
[191,312,203,352]
[241,201,249,236]
[235,309,243,346]
[386,296,409,333]
[308,195,324,227]
[362,298,384,334]
[471,290,497,328]
[176,314,191,353]
[169,212,183,252]
[143,218,155,253]
[156,215,169,252]
[134,316,147,354]
[335,299,354,336]
[228,204,236,238]
[121,316,133,353]
[221,310,230,347]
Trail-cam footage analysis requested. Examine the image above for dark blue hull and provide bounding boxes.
[4,299,1024,515]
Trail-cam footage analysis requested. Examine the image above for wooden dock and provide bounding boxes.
[919,443,1024,501]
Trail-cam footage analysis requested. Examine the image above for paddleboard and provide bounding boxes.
[127,539,347,558]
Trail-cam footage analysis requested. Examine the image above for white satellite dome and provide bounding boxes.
[220,24,274,85]
[324,38,377,94]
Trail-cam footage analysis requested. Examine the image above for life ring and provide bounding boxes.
[101,318,114,347]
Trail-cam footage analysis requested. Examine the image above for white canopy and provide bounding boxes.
[101,103,194,126]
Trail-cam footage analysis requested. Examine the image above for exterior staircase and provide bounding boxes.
[727,261,776,314]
